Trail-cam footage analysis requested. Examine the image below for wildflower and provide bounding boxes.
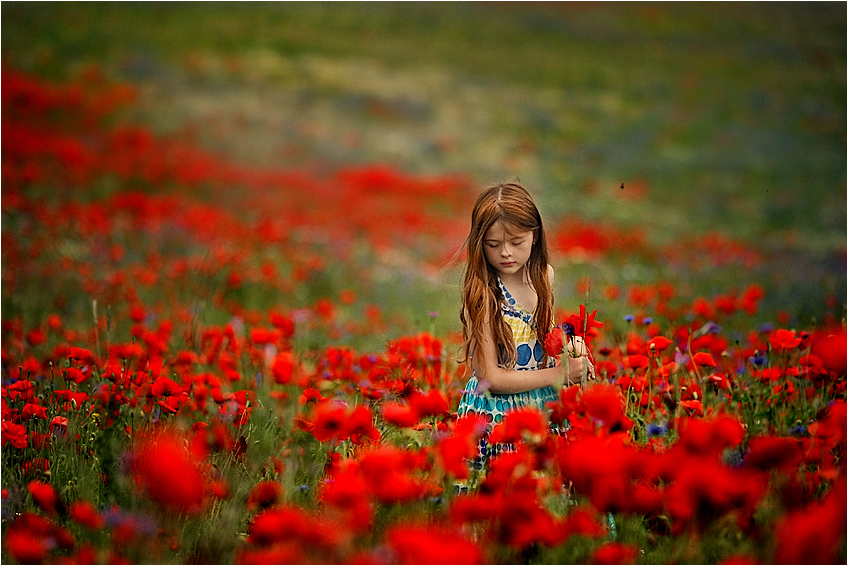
[647,336,673,352]
[647,422,668,437]
[749,352,767,367]
[69,500,104,530]
[409,389,449,418]
[131,430,207,514]
[385,522,484,565]
[744,435,803,472]
[769,328,802,350]
[345,405,380,445]
[592,542,640,565]
[246,481,283,511]
[692,351,717,367]
[579,383,631,433]
[309,400,351,442]
[381,401,420,428]
[811,330,847,376]
[544,327,564,357]
[271,351,296,385]
[773,479,846,564]
[28,480,59,516]
[2,421,28,448]
[488,407,548,445]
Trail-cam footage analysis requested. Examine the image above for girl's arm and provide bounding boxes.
[469,306,594,394]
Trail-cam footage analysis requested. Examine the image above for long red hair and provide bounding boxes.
[459,182,552,371]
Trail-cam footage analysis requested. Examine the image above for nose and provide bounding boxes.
[501,244,512,257]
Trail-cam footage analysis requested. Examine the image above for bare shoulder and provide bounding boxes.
[547,264,555,286]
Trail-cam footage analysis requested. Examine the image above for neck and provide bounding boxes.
[498,265,529,287]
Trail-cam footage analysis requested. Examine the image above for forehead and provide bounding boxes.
[483,221,532,240]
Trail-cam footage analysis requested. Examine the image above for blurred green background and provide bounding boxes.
[3,1,845,333]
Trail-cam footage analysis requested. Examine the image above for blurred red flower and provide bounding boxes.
[592,542,640,565]
[28,480,59,516]
[69,500,104,530]
[692,351,717,367]
[2,421,28,448]
[769,328,802,350]
[385,522,484,564]
[271,351,296,385]
[246,480,283,511]
[381,401,420,428]
[131,430,207,514]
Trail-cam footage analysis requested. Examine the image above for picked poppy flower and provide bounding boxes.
[544,327,564,357]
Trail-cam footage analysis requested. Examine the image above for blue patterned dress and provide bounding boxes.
[457,276,559,470]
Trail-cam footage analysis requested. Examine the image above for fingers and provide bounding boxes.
[566,336,588,357]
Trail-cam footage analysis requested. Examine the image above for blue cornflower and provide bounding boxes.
[623,314,635,322]
[642,317,654,325]
[758,322,774,333]
[562,322,575,337]
[788,424,808,437]
[646,423,668,437]
[750,352,767,367]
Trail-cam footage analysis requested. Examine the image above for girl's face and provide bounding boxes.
[482,221,534,279]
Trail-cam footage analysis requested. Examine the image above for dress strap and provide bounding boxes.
[497,276,533,325]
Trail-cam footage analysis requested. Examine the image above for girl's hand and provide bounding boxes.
[562,336,596,385]
[566,335,588,357]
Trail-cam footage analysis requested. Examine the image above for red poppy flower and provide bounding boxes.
[69,500,103,530]
[692,351,717,367]
[409,389,449,418]
[346,405,380,445]
[2,421,28,449]
[246,480,283,511]
[385,521,484,564]
[744,435,803,472]
[544,328,564,357]
[647,336,673,352]
[4,529,49,564]
[309,400,351,442]
[811,330,847,375]
[769,328,802,350]
[271,351,296,385]
[592,542,640,565]
[488,407,548,445]
[381,401,420,428]
[624,355,649,370]
[28,480,58,516]
[580,383,630,431]
[131,430,207,514]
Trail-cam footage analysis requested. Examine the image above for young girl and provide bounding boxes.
[456,182,595,468]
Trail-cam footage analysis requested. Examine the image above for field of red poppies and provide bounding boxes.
[2,4,846,565]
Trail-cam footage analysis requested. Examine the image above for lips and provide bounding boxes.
[500,262,515,267]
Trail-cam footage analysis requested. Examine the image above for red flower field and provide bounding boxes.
[1,29,846,565]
